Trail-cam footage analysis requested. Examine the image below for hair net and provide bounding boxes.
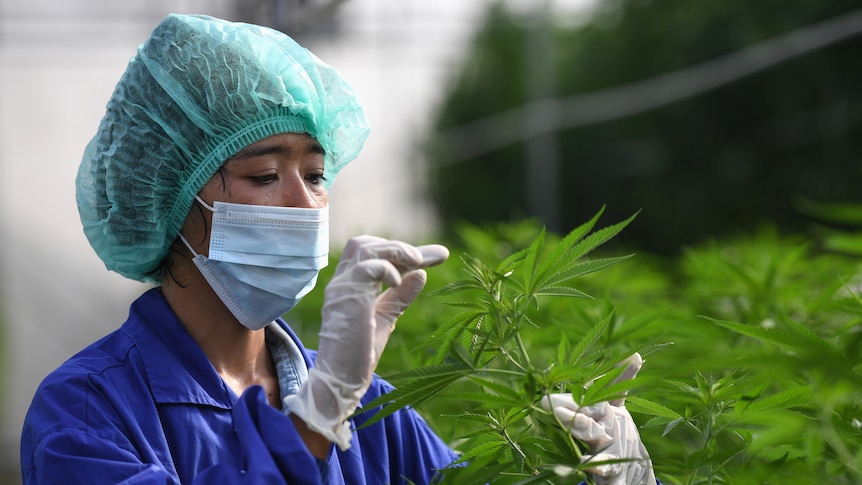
[76,13,369,283]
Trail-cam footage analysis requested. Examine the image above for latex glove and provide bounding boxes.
[284,235,449,450]
[541,353,656,485]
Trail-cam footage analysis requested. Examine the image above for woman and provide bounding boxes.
[21,13,656,485]
[20,13,455,484]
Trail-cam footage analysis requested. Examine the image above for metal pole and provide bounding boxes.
[525,0,560,231]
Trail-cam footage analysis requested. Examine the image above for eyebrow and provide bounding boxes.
[229,137,325,161]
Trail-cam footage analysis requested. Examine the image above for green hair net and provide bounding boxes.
[77,13,369,283]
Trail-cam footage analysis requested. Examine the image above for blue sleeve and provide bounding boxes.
[21,368,188,485]
[26,429,180,484]
[23,385,319,485]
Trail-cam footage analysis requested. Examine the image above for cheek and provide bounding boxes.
[199,174,231,203]
[180,205,213,254]
[315,189,329,208]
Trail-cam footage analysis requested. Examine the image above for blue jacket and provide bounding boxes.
[20,288,458,484]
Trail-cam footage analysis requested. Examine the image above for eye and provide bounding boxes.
[307,173,327,185]
[250,174,278,185]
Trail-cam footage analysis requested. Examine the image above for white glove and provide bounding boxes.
[284,235,449,450]
[541,353,656,485]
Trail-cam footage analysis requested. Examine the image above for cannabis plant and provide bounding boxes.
[355,209,665,484]
[651,230,862,484]
[289,209,862,483]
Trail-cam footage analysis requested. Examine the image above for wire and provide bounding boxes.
[432,8,862,163]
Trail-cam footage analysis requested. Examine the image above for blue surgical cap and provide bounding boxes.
[76,13,369,283]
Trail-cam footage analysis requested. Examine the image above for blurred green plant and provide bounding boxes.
[607,225,861,484]
[286,212,862,483]
[798,199,862,257]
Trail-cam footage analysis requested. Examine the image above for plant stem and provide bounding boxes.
[501,427,535,475]
[515,332,533,369]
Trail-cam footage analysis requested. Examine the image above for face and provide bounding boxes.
[180,132,328,256]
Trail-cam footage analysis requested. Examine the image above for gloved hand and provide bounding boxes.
[284,235,449,450]
[541,353,656,485]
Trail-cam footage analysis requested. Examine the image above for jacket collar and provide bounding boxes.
[122,288,232,408]
[120,288,316,409]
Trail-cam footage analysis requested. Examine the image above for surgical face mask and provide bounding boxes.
[179,196,329,330]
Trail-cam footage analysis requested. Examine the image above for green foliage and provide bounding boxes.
[599,225,862,483]
[354,209,648,483]
[287,209,862,482]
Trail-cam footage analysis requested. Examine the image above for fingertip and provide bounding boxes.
[545,393,580,411]
[578,402,611,419]
[401,269,428,289]
[617,352,643,383]
[417,244,449,267]
[626,352,644,369]
[392,270,427,304]
[555,406,577,424]
[355,259,402,287]
[582,452,622,478]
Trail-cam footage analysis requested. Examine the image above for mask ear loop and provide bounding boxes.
[178,194,215,257]
[178,233,200,258]
[195,195,216,212]
[178,195,215,258]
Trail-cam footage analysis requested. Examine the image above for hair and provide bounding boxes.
[156,166,230,286]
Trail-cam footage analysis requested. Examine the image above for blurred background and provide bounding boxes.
[1,0,861,482]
